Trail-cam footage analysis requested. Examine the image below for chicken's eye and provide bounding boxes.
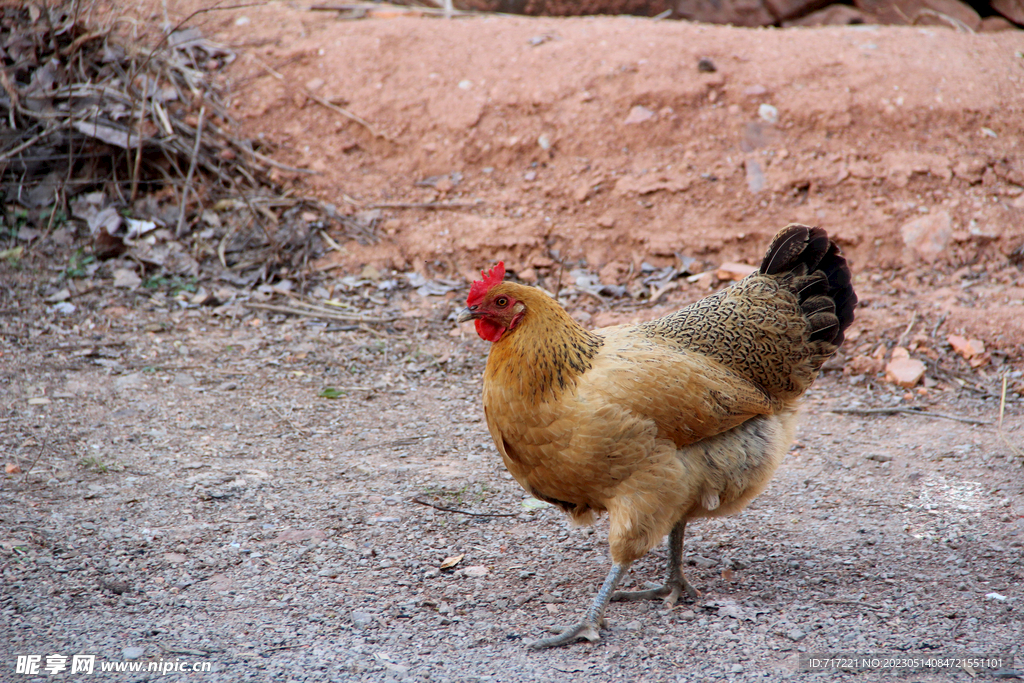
[495,297,509,307]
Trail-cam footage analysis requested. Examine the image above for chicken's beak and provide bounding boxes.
[456,307,480,324]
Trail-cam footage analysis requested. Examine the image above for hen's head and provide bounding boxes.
[457,262,526,342]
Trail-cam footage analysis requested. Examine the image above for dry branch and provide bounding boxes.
[244,301,397,324]
[829,407,992,425]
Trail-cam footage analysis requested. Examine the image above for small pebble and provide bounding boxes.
[351,611,375,629]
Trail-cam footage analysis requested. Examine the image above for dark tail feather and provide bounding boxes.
[760,225,810,276]
[761,224,857,347]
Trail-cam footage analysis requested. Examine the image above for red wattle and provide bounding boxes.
[475,318,506,342]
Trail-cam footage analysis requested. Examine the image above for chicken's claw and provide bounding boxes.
[530,621,602,649]
[611,575,700,607]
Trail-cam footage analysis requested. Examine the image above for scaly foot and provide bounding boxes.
[611,575,700,607]
[530,620,603,649]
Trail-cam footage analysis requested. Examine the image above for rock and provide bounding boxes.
[854,0,980,28]
[985,592,1007,602]
[786,628,807,642]
[351,611,375,629]
[716,262,758,281]
[885,357,926,388]
[172,373,196,387]
[785,4,870,24]
[623,105,656,125]
[765,0,831,21]
[463,565,489,577]
[866,453,893,462]
[844,355,885,376]
[991,0,1024,24]
[114,373,146,391]
[884,151,952,187]
[948,334,985,360]
[745,158,766,193]
[317,566,343,578]
[697,57,716,72]
[122,647,144,660]
[675,0,776,26]
[953,155,990,184]
[980,15,1017,30]
[918,0,981,29]
[900,210,952,263]
[758,104,779,124]
[691,554,720,569]
[993,157,1024,186]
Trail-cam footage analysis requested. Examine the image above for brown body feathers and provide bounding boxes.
[460,224,856,646]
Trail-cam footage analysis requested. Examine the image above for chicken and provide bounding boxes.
[456,224,856,648]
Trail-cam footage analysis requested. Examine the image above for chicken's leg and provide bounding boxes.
[611,519,700,606]
[530,562,629,649]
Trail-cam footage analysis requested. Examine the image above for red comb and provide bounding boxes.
[467,262,505,306]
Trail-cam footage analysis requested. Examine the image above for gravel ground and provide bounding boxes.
[2,284,1021,683]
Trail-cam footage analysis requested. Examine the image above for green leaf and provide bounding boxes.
[0,246,23,263]
[319,387,346,399]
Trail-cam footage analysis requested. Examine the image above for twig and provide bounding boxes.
[310,3,472,16]
[820,599,887,612]
[251,56,384,138]
[0,127,51,162]
[129,90,145,203]
[896,311,917,348]
[412,497,518,518]
[261,644,307,653]
[998,375,1023,458]
[1,438,50,494]
[307,91,386,139]
[366,201,482,210]
[353,434,435,451]
[829,407,992,425]
[244,302,396,323]
[319,230,345,253]
[931,312,948,338]
[177,104,205,237]
[247,148,319,175]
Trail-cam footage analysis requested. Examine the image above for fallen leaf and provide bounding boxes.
[5,463,22,474]
[721,568,736,582]
[0,246,23,263]
[112,268,142,289]
[520,497,552,512]
[440,553,464,570]
[319,387,345,399]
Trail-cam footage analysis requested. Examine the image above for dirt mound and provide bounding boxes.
[197,10,1023,274]
[157,6,1023,351]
